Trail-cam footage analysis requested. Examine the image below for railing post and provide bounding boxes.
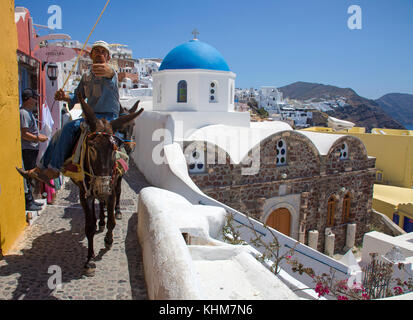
[345,223,356,251]
[308,230,319,250]
[324,228,335,257]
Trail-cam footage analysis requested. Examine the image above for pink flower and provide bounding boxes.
[337,280,349,291]
[338,295,349,300]
[393,286,404,295]
[362,293,370,300]
[315,282,330,297]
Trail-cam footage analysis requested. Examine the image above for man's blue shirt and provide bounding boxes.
[69,68,120,117]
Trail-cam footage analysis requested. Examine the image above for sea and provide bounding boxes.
[404,124,413,130]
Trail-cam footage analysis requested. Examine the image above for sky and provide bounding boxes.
[14,0,413,100]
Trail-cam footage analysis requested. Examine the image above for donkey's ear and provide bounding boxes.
[119,104,126,114]
[111,108,144,132]
[129,100,140,114]
[78,91,97,131]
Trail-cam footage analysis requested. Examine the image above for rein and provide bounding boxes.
[83,131,120,197]
[118,112,136,150]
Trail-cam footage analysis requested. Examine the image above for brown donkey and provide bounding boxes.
[97,100,140,231]
[76,93,143,276]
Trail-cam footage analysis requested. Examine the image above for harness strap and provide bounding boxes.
[74,122,89,164]
[81,132,91,197]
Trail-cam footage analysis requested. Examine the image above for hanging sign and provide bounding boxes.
[34,46,77,63]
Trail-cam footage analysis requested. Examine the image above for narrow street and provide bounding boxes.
[0,162,149,300]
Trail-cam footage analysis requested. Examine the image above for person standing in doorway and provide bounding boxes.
[19,88,48,211]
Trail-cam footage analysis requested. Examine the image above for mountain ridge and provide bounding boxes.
[375,93,413,126]
[277,81,406,132]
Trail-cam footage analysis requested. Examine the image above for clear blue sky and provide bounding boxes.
[15,0,413,100]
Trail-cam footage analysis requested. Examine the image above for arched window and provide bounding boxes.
[209,81,218,103]
[177,80,187,103]
[327,195,336,227]
[338,142,349,160]
[187,148,205,174]
[342,193,351,223]
[276,139,287,166]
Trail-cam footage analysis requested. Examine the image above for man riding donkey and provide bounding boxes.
[17,41,141,210]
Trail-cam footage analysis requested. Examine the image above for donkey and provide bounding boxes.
[97,99,140,231]
[76,93,143,276]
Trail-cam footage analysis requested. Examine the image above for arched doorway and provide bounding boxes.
[266,208,291,236]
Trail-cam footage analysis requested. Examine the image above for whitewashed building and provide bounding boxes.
[279,107,313,128]
[257,86,283,112]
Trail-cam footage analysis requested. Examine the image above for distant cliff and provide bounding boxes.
[375,93,413,126]
[278,82,405,132]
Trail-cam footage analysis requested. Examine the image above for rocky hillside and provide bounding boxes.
[375,93,413,126]
[278,81,356,101]
[278,82,405,132]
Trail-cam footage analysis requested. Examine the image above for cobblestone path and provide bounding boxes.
[0,162,150,300]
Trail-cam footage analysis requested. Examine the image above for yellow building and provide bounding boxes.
[0,0,27,255]
[302,127,413,188]
[373,184,413,232]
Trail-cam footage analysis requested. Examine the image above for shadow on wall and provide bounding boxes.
[122,160,151,299]
[125,212,148,300]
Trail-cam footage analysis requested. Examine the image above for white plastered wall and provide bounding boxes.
[152,69,236,112]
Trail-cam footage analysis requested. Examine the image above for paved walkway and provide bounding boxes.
[0,162,150,300]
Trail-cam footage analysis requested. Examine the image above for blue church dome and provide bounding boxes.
[159,39,230,72]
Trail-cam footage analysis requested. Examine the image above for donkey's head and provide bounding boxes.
[78,92,143,200]
[118,99,140,154]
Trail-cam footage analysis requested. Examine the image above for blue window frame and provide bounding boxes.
[393,213,400,226]
[403,216,413,233]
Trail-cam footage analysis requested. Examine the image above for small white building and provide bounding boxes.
[110,44,133,59]
[257,86,283,112]
[279,107,313,128]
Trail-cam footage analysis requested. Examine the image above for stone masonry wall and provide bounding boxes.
[186,132,376,253]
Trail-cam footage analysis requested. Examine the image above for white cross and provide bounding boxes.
[192,28,199,40]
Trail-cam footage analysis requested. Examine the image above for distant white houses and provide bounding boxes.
[278,106,313,128]
[234,87,314,128]
[256,86,284,112]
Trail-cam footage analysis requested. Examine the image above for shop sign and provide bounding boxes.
[34,46,77,63]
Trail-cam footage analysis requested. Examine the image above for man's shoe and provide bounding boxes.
[16,167,57,189]
[26,203,42,211]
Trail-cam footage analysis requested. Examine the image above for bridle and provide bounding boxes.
[118,112,136,152]
[83,131,122,198]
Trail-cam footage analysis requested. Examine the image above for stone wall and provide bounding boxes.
[186,131,376,254]
[369,209,406,237]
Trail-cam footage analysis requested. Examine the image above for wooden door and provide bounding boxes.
[266,208,291,236]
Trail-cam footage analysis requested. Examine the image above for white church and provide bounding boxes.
[149,36,251,138]
[129,35,396,300]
